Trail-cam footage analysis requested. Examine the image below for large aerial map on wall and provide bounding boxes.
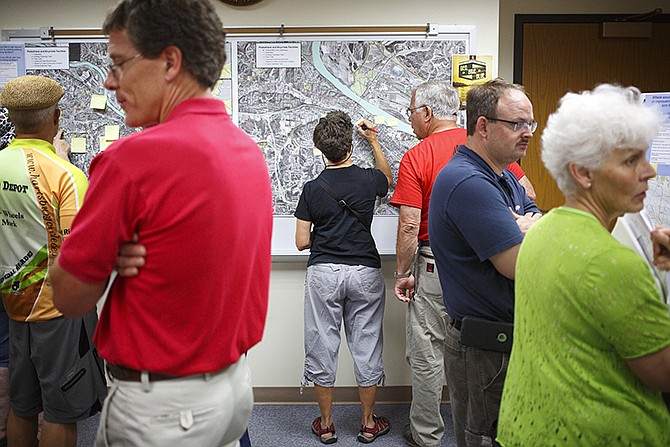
[26,37,467,217]
[27,42,133,173]
[26,42,234,175]
[236,39,466,215]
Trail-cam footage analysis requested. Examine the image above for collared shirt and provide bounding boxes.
[390,128,467,241]
[428,145,539,323]
[58,98,272,375]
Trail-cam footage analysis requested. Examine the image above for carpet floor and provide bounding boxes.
[76,403,457,446]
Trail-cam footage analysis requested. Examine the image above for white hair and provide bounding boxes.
[542,84,665,197]
[413,80,459,120]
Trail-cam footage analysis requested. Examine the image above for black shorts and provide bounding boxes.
[9,312,107,423]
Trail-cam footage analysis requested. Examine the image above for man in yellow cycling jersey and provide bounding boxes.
[0,75,106,447]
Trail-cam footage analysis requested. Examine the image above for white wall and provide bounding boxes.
[498,0,666,81]
[1,0,499,388]
[9,0,658,389]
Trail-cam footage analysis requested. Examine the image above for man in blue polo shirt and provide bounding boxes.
[428,78,541,447]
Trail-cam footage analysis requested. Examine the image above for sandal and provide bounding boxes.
[357,414,390,443]
[311,416,338,444]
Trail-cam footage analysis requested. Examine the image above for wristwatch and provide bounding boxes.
[393,270,412,279]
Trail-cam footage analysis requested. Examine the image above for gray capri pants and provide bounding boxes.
[302,263,385,388]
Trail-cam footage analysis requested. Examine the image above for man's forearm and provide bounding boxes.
[396,224,418,274]
[396,206,421,273]
[51,259,107,317]
[396,236,416,274]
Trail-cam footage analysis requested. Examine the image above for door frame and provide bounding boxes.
[513,13,670,85]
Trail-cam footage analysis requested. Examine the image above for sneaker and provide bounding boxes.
[403,424,422,447]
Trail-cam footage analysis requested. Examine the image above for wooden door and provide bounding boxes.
[516,15,670,210]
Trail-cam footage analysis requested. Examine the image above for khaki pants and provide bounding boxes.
[405,246,448,447]
[95,356,251,447]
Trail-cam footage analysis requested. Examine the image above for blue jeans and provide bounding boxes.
[444,320,509,447]
[0,303,7,442]
[239,429,251,447]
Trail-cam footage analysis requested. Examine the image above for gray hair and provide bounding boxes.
[413,80,459,121]
[103,0,226,89]
[542,84,665,197]
[8,105,57,134]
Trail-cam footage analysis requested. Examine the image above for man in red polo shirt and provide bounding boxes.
[390,80,467,447]
[50,1,272,446]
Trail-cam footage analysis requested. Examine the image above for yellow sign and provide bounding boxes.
[451,55,493,105]
[99,137,113,151]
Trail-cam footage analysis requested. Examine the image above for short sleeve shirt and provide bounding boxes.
[428,145,540,322]
[0,139,87,321]
[498,207,670,446]
[295,165,388,268]
[390,128,467,241]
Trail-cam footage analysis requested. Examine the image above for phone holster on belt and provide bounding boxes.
[459,317,513,353]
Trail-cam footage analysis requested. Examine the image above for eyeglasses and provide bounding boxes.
[106,53,143,79]
[405,104,429,118]
[484,116,538,133]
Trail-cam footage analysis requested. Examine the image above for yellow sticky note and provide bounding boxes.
[70,138,87,154]
[313,147,323,157]
[221,64,232,79]
[374,116,385,125]
[104,125,120,141]
[90,94,107,110]
[99,137,113,152]
[386,117,399,127]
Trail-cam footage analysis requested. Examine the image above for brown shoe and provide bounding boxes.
[402,424,422,447]
[311,416,337,444]
[357,414,390,443]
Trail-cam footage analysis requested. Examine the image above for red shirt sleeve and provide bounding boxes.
[506,162,525,180]
[390,152,423,209]
[59,151,141,284]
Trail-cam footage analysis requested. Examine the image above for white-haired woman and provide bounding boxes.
[497,84,670,446]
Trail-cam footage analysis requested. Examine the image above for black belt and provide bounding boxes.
[107,364,177,382]
[418,239,430,247]
[449,318,462,331]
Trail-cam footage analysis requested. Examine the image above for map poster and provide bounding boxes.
[643,92,670,228]
[26,42,136,175]
[236,38,467,216]
[20,35,471,254]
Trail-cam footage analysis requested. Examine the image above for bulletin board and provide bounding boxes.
[1,24,476,255]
